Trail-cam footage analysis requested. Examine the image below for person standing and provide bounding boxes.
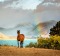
[17,30,25,48]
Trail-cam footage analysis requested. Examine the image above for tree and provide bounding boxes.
[50,21,60,36]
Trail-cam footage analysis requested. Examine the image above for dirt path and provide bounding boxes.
[0,46,60,56]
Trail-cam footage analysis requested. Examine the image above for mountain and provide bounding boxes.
[0,23,36,37]
[29,20,57,37]
[0,33,16,40]
[0,20,58,38]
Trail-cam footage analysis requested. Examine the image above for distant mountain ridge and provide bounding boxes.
[0,33,16,40]
[0,20,57,38]
[30,20,57,37]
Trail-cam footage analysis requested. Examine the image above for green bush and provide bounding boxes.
[37,36,60,50]
[25,42,38,48]
[25,35,60,50]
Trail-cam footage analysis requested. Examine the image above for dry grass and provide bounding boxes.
[0,46,60,56]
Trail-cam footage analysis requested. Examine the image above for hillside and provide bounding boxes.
[0,33,16,40]
[0,20,57,38]
[31,20,57,37]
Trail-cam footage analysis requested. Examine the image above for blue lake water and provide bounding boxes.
[0,39,37,47]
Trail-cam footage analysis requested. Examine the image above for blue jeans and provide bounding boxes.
[17,41,23,48]
[20,41,23,48]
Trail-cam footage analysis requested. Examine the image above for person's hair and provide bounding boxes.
[17,30,20,33]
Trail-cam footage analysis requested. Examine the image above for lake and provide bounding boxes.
[0,39,37,47]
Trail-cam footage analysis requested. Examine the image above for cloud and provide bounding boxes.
[4,0,44,10]
[0,0,17,9]
[34,0,60,13]
[0,0,5,2]
[0,0,60,28]
[0,8,35,28]
[0,0,60,36]
[33,1,60,23]
[43,0,60,3]
[1,0,60,9]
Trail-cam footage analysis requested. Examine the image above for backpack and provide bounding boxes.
[17,34,25,41]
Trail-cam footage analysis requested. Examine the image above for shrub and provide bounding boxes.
[25,42,38,48]
[25,35,60,50]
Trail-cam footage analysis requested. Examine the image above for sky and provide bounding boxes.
[0,0,60,37]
